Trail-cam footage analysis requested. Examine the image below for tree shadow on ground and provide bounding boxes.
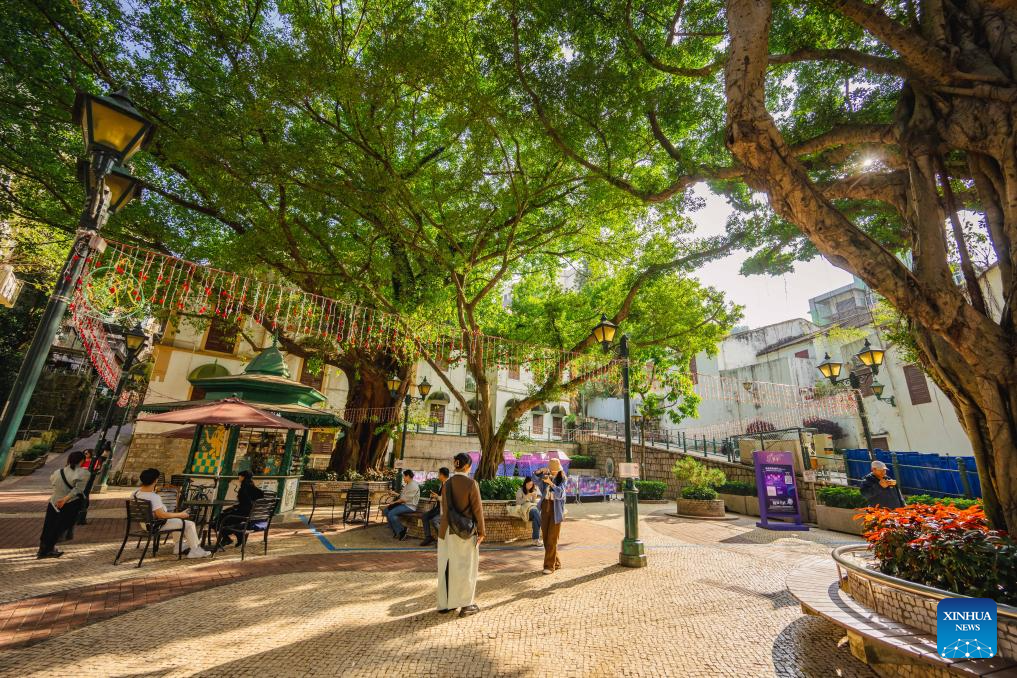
[772,616,877,678]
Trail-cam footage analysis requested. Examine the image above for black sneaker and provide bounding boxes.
[458,605,480,617]
[398,530,408,541]
[420,537,436,547]
[37,550,64,559]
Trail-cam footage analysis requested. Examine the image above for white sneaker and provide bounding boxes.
[186,547,211,559]
[542,568,553,575]
[532,539,542,547]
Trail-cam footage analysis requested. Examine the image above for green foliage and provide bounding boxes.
[302,468,337,481]
[568,454,596,469]
[817,485,867,509]
[803,418,846,439]
[419,478,442,498]
[906,494,981,510]
[672,457,726,491]
[863,504,1016,605]
[717,481,756,496]
[635,480,667,500]
[681,486,718,500]
[478,476,524,501]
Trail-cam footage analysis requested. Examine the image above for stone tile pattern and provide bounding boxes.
[845,568,1017,660]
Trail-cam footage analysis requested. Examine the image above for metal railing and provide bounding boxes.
[577,419,735,462]
[832,544,1017,621]
[403,411,576,443]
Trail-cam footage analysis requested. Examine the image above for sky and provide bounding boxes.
[686,185,854,329]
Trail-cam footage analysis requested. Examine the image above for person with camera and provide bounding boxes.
[437,452,485,617]
[860,460,905,508]
[533,457,568,574]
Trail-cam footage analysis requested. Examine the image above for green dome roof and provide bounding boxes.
[187,362,230,382]
[244,341,290,378]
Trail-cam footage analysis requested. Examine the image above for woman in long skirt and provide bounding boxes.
[437,452,486,617]
[534,457,567,574]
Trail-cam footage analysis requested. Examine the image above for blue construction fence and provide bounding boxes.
[843,449,981,499]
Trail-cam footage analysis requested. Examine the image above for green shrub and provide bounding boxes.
[568,454,596,469]
[681,486,718,500]
[478,476,524,500]
[419,478,442,498]
[634,480,667,500]
[18,449,39,461]
[301,468,336,481]
[906,494,981,510]
[672,457,726,492]
[717,481,756,496]
[817,485,867,509]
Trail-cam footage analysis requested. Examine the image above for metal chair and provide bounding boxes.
[308,483,336,526]
[212,497,279,561]
[114,498,185,567]
[343,484,372,527]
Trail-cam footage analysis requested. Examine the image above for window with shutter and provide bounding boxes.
[299,361,323,390]
[203,319,237,354]
[532,414,543,435]
[794,349,810,359]
[902,365,932,405]
[853,365,874,397]
[429,403,446,426]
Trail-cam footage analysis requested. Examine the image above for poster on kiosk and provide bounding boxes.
[753,450,809,531]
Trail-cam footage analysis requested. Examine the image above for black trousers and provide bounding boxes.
[215,508,248,545]
[39,503,64,554]
[61,499,83,539]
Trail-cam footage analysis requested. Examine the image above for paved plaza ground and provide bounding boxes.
[0,454,876,677]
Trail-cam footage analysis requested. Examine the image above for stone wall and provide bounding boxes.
[844,569,1017,661]
[118,434,191,485]
[583,435,820,523]
[397,499,532,543]
[396,433,579,474]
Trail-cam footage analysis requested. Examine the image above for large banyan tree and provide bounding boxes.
[506,0,1017,531]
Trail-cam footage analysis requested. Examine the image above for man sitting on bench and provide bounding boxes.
[384,470,419,541]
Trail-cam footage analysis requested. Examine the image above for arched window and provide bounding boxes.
[427,391,450,427]
[531,404,547,435]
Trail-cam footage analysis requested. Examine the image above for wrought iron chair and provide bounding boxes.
[307,483,336,526]
[343,484,372,527]
[114,498,185,567]
[211,496,279,561]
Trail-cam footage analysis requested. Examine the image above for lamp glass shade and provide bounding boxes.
[417,377,432,398]
[855,339,885,368]
[124,324,147,351]
[871,381,885,398]
[386,376,402,395]
[591,313,617,347]
[104,167,142,213]
[74,90,154,162]
[817,353,843,381]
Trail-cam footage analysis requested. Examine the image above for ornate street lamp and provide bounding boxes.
[815,340,892,461]
[870,381,896,406]
[0,88,155,479]
[388,374,433,491]
[78,161,143,215]
[79,322,150,523]
[591,313,647,568]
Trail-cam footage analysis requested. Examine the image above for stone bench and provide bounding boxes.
[395,499,532,543]
[787,556,1017,676]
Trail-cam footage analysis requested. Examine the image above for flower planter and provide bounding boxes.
[397,499,533,543]
[815,504,865,535]
[718,493,746,515]
[13,456,46,476]
[676,497,726,518]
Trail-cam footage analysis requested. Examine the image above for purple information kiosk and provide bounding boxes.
[753,450,808,531]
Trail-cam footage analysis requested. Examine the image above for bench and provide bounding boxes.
[787,557,1017,676]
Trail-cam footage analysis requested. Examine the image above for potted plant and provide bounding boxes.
[673,457,727,518]
[815,485,867,535]
[716,480,757,515]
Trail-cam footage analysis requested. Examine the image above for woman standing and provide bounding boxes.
[38,451,89,558]
[437,452,485,617]
[514,477,542,546]
[533,458,567,574]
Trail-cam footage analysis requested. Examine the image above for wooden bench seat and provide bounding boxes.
[787,557,1017,676]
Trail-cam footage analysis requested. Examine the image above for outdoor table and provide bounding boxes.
[182,499,235,548]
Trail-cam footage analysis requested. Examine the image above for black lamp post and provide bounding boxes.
[387,374,431,492]
[78,322,148,523]
[592,313,647,568]
[0,89,154,478]
[816,339,891,461]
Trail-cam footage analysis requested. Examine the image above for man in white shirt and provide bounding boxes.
[133,468,210,558]
[384,470,420,541]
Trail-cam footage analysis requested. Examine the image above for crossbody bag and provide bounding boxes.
[444,478,476,539]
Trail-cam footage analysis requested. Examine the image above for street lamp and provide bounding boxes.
[592,313,647,569]
[870,381,896,406]
[816,339,891,461]
[0,88,154,479]
[388,374,431,491]
[78,322,149,523]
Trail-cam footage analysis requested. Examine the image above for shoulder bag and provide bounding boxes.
[445,478,476,539]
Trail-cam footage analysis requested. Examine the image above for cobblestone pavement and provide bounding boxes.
[0,464,872,677]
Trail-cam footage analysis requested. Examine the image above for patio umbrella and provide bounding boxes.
[161,425,198,439]
[138,397,306,430]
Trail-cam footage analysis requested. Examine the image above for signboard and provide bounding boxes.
[802,470,818,483]
[618,462,640,478]
[752,450,808,531]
